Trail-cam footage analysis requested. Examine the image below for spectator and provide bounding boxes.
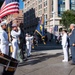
[69,24,75,65]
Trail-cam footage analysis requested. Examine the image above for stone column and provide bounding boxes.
[65,0,70,10]
[53,0,58,17]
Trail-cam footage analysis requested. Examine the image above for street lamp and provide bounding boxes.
[52,11,55,39]
[52,11,55,28]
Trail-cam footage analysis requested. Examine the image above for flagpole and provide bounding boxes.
[6,15,13,56]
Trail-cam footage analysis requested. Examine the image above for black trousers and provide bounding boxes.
[70,46,75,63]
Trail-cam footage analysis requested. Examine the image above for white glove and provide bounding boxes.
[32,36,34,38]
[18,27,20,30]
[9,43,12,46]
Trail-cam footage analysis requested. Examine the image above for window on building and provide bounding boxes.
[38,0,42,3]
[70,0,75,10]
[36,1,37,5]
[44,7,47,13]
[35,7,37,11]
[27,1,30,5]
[44,0,47,7]
[33,3,35,8]
[62,0,65,3]
[27,7,29,11]
[25,4,26,7]
[38,4,42,9]
[71,0,75,3]
[71,5,75,10]
[60,4,65,12]
[38,10,42,15]
[58,0,65,17]
[51,0,53,12]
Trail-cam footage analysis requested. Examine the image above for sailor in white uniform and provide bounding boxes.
[0,20,9,55]
[11,24,21,59]
[61,29,68,62]
[25,34,33,57]
[29,35,33,55]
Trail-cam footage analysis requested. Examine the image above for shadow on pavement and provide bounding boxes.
[18,52,63,67]
[32,43,62,51]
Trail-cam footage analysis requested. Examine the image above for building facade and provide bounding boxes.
[23,0,52,34]
[12,10,23,26]
[23,0,75,38]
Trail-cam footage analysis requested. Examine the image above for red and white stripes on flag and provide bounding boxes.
[0,1,19,19]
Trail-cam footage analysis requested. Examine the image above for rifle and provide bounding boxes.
[6,15,14,55]
[7,21,13,55]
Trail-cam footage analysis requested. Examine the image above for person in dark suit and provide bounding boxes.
[69,24,75,65]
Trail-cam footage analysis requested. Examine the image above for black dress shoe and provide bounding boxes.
[69,56,72,59]
[23,58,28,61]
[27,56,30,58]
[71,63,75,65]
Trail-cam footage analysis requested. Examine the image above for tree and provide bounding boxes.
[61,10,75,30]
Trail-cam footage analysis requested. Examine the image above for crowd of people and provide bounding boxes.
[0,19,75,66]
[0,19,38,62]
[0,20,21,59]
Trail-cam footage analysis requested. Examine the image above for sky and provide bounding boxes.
[19,0,24,9]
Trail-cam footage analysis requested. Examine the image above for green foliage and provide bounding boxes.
[61,10,75,30]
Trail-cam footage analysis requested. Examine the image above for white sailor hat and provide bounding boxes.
[12,24,17,27]
[0,20,7,26]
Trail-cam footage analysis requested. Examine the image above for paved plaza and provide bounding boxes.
[0,44,75,75]
[15,48,75,75]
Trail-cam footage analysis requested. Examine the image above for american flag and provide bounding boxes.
[0,0,19,19]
